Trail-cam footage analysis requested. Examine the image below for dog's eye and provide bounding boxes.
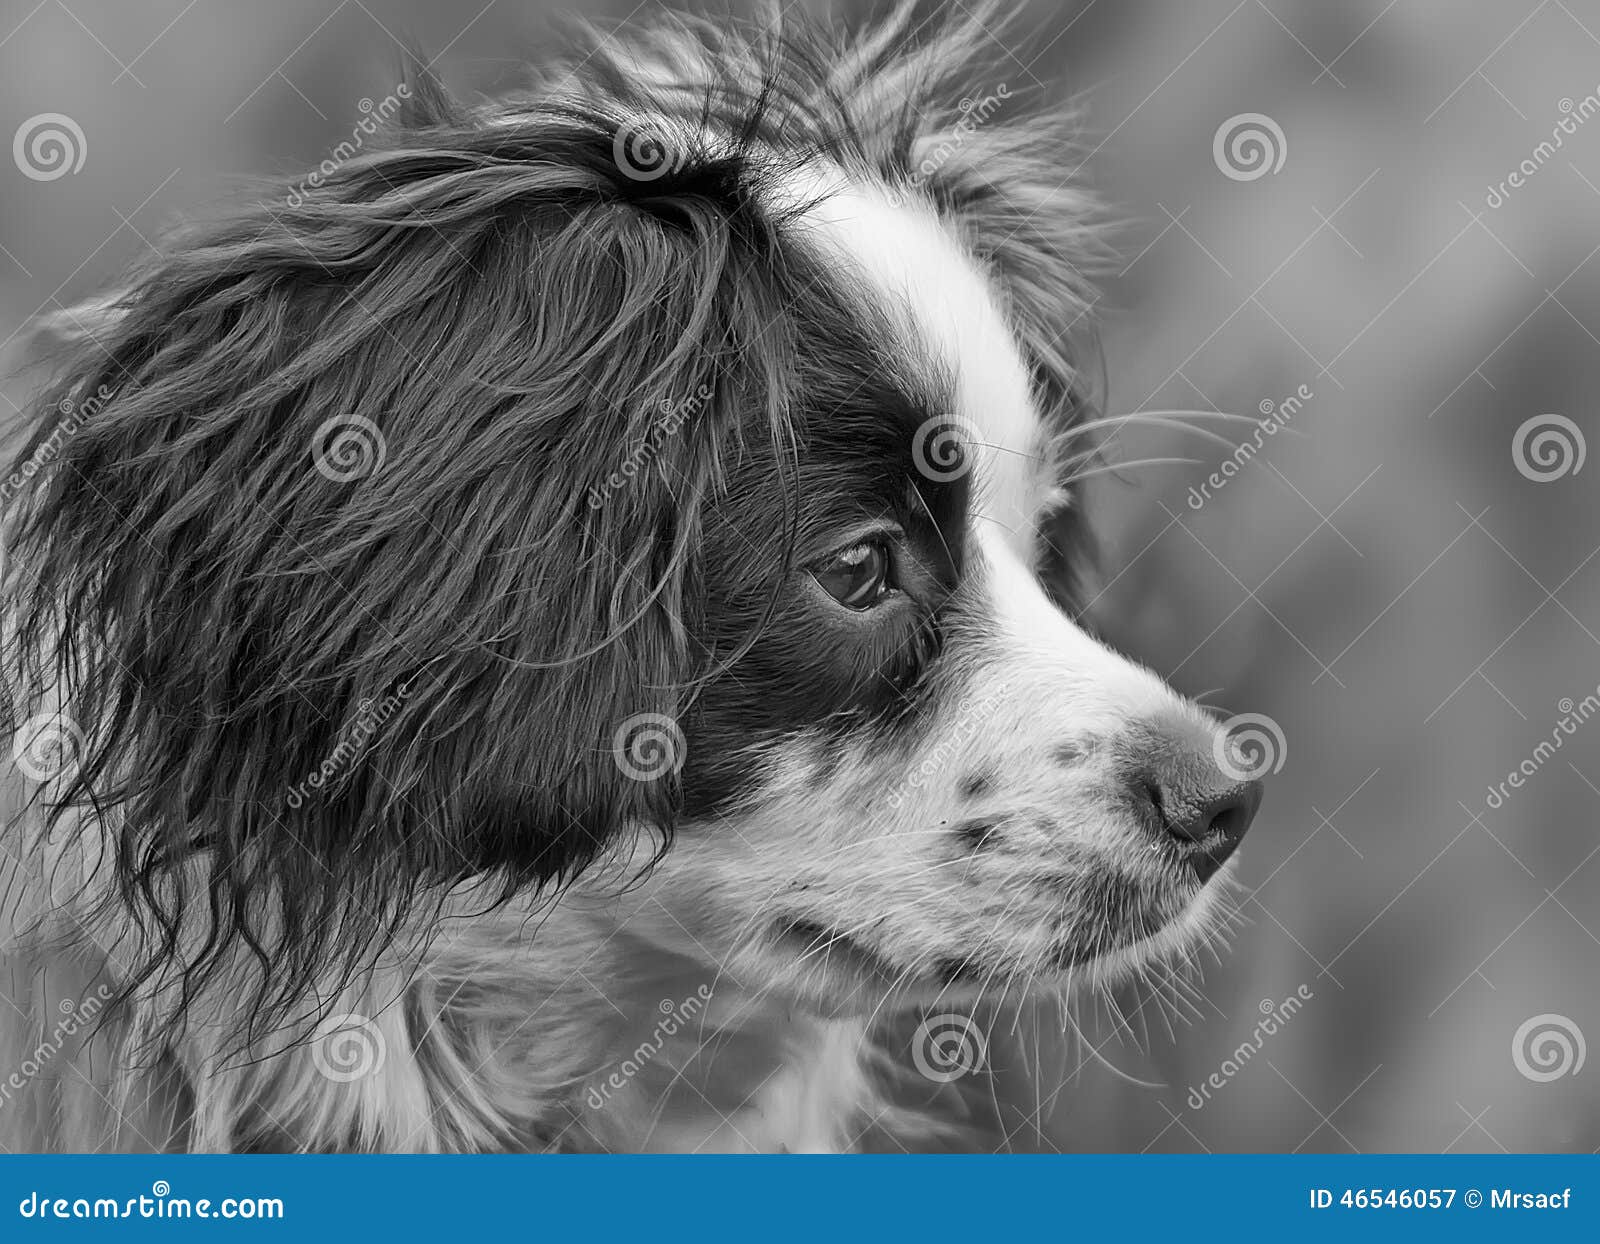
[813,540,892,610]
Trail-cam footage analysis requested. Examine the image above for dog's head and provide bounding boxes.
[5,5,1258,1034]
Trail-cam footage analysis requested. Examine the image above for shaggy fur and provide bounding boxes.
[0,3,1255,1153]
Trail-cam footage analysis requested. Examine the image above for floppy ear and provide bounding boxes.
[0,97,747,1027]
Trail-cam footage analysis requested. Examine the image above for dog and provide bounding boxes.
[0,2,1261,1153]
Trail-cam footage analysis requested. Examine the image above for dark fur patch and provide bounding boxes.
[958,771,993,799]
[1051,741,1085,768]
[930,955,982,986]
[950,816,1004,852]
[771,918,899,983]
[1,3,1101,1056]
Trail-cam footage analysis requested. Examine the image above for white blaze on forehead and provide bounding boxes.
[770,164,1048,555]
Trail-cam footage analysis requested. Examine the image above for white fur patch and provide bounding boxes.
[770,164,1049,556]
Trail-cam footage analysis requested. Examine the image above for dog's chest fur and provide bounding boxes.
[581,1014,879,1153]
[4,888,931,1153]
[4,812,1001,1153]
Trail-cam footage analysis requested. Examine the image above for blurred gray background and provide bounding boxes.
[0,0,1595,1152]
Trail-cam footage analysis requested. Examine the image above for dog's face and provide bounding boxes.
[6,10,1258,1036]
[607,175,1260,1012]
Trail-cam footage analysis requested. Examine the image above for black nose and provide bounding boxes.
[1114,716,1268,883]
[1151,777,1263,881]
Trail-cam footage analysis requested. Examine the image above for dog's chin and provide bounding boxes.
[757,864,1238,1016]
[1051,863,1241,995]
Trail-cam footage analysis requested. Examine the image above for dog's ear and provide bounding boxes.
[0,96,754,1020]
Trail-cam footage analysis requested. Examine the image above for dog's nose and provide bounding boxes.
[1157,778,1263,881]
[1120,719,1265,881]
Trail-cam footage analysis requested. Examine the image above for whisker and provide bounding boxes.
[1061,413,1262,455]
[1061,456,1202,487]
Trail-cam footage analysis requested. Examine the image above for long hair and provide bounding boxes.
[1,1,1105,1113]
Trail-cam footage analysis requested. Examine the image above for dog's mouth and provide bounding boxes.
[770,918,904,985]
[767,919,998,1008]
[765,861,1219,1004]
